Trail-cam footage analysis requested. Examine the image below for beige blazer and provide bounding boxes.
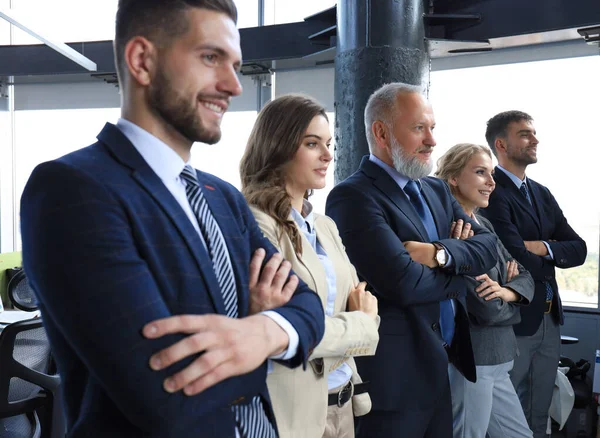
[251,206,380,438]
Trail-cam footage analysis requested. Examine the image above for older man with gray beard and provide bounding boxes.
[326,82,498,437]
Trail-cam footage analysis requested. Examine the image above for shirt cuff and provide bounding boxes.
[261,310,299,360]
[542,241,554,260]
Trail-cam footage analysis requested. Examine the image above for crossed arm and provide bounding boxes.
[20,161,324,433]
[325,184,497,307]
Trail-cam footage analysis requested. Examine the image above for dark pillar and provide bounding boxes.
[334,0,430,183]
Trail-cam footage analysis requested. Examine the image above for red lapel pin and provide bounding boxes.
[204,185,215,191]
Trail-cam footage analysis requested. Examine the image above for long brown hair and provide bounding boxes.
[240,94,328,255]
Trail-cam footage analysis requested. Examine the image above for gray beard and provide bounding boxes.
[390,136,433,180]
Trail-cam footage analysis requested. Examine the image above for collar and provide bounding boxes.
[291,200,315,233]
[116,118,189,184]
[497,164,528,189]
[368,153,411,190]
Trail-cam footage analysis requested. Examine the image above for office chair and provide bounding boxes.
[7,269,37,312]
[0,318,60,438]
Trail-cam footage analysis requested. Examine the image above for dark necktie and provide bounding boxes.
[520,181,554,302]
[404,180,455,345]
[180,165,276,438]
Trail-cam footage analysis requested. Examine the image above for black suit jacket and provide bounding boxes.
[479,167,587,336]
[325,157,497,413]
[20,123,325,437]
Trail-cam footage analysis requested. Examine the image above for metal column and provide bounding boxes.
[334,0,430,183]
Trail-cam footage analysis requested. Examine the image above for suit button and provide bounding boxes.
[432,322,440,331]
[545,275,553,281]
[560,258,567,264]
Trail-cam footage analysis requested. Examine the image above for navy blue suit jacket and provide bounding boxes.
[480,167,586,335]
[20,123,324,437]
[325,157,497,413]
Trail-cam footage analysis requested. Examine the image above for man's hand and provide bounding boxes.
[450,219,474,240]
[248,248,298,314]
[347,281,378,319]
[505,260,519,282]
[403,241,437,268]
[523,240,549,257]
[475,274,519,302]
[143,314,289,396]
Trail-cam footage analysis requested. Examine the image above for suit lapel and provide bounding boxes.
[314,216,349,311]
[494,167,541,233]
[361,158,429,241]
[297,229,328,308]
[421,181,446,240]
[526,179,545,235]
[98,123,227,314]
[195,171,247,316]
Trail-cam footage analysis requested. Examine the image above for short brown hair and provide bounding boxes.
[485,110,533,156]
[435,143,492,195]
[114,0,237,82]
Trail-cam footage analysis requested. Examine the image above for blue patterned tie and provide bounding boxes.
[520,182,553,301]
[404,180,455,345]
[181,165,276,438]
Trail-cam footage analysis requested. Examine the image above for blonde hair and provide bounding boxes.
[435,143,492,195]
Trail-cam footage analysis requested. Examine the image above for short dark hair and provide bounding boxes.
[485,110,533,156]
[114,0,237,82]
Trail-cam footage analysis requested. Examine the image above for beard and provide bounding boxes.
[506,143,537,166]
[390,135,433,180]
[148,66,222,145]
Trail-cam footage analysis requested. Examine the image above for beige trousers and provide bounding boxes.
[322,384,355,438]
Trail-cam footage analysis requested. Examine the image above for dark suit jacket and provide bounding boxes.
[325,157,497,413]
[479,167,587,336]
[465,215,534,366]
[20,123,325,437]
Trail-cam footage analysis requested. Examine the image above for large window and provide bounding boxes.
[430,55,600,308]
[263,0,336,25]
[9,0,118,44]
[7,0,256,44]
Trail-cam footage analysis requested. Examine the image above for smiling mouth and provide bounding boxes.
[200,100,226,114]
[479,190,492,196]
[315,168,328,175]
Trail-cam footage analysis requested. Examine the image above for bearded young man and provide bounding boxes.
[19,1,324,436]
[326,82,498,437]
[480,110,586,438]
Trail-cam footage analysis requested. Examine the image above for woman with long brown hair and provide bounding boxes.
[240,94,379,438]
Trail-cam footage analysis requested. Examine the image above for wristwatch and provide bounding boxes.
[433,242,448,268]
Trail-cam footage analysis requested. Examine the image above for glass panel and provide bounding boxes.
[14,108,121,249]
[430,56,600,308]
[234,0,258,29]
[264,0,336,25]
[8,1,253,44]
[10,0,118,44]
[191,111,258,189]
[0,0,11,45]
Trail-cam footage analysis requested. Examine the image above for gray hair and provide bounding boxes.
[364,82,423,152]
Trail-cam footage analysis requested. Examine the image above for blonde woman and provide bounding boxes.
[436,143,533,438]
[240,94,379,438]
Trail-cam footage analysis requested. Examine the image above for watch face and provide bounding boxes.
[436,249,447,266]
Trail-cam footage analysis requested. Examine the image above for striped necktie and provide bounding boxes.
[520,182,553,302]
[180,165,276,438]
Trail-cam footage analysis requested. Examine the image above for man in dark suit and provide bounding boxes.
[19,1,324,437]
[480,110,587,438]
[326,82,498,437]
